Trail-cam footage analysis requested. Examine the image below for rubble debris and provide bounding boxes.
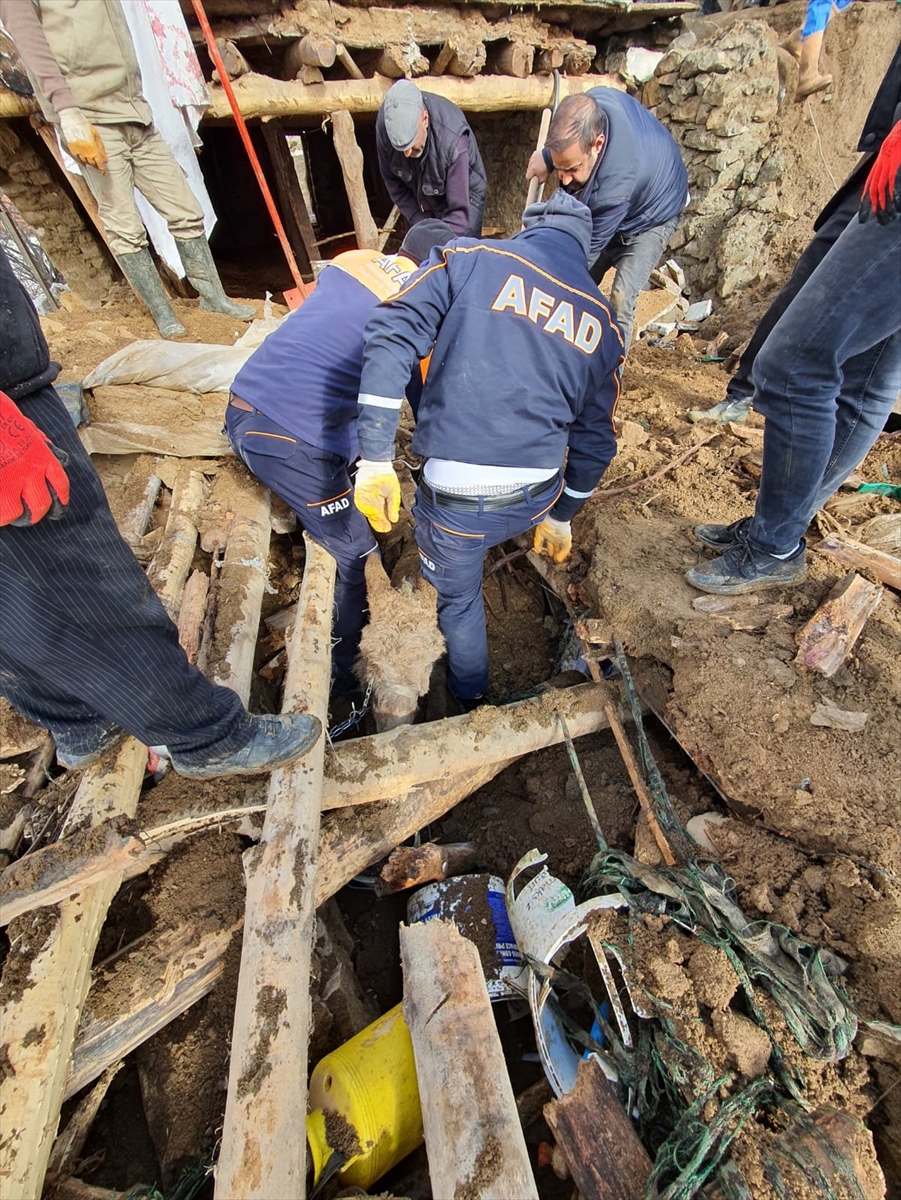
[794,571,884,678]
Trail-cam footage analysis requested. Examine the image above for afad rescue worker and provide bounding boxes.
[0,245,320,775]
[226,221,453,695]
[525,88,688,351]
[0,0,253,339]
[353,192,624,711]
[376,80,487,238]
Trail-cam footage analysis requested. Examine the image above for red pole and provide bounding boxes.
[191,0,309,303]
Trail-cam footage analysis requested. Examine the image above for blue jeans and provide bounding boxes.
[0,387,252,762]
[746,212,901,556]
[412,476,562,701]
[727,187,861,403]
[226,406,377,688]
[590,216,681,352]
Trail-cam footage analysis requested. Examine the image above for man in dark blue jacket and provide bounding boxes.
[353,192,624,710]
[226,221,452,694]
[376,80,487,238]
[526,87,688,350]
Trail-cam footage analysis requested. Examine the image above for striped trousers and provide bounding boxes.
[0,387,252,762]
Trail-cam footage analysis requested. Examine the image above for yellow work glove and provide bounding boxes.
[533,515,572,564]
[354,459,401,533]
[59,108,108,174]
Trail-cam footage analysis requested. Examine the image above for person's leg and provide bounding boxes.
[226,406,377,690]
[686,213,901,593]
[723,189,860,404]
[0,659,121,762]
[0,387,255,760]
[795,0,833,98]
[412,479,561,701]
[591,218,679,352]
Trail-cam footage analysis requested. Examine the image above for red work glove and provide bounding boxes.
[0,390,70,526]
[860,120,901,225]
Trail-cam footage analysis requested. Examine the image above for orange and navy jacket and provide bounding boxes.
[358,195,624,522]
[230,249,417,462]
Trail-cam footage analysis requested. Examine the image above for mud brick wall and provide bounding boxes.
[471,110,544,238]
[0,120,115,299]
[642,21,784,300]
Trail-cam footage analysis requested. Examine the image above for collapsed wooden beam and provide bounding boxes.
[145,465,208,619]
[544,1056,652,1200]
[216,536,335,1200]
[400,920,539,1198]
[794,570,883,678]
[202,71,612,120]
[330,110,379,250]
[813,534,901,591]
[0,684,619,927]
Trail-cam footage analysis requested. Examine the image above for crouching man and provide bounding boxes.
[353,192,624,711]
[225,222,453,694]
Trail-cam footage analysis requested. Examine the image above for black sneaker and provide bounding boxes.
[686,541,806,595]
[55,723,126,769]
[169,712,322,778]
[694,516,753,550]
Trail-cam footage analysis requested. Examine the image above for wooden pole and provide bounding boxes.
[215,536,334,1200]
[794,571,884,677]
[400,921,539,1199]
[202,72,615,120]
[330,110,379,250]
[260,118,318,282]
[813,535,901,591]
[145,465,208,620]
[603,704,677,867]
[524,107,552,212]
[207,476,272,706]
[544,1057,652,1200]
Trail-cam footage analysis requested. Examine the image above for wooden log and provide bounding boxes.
[564,45,595,75]
[284,33,337,76]
[794,571,883,678]
[535,46,564,74]
[335,42,365,80]
[118,468,162,551]
[431,38,487,78]
[400,920,538,1198]
[145,465,207,619]
[213,37,251,80]
[298,65,324,85]
[207,476,271,706]
[544,1056,652,1200]
[260,117,317,282]
[0,822,144,927]
[324,681,615,808]
[66,919,242,1100]
[216,536,334,1200]
[203,72,615,120]
[373,43,417,79]
[176,569,210,665]
[813,534,901,591]
[330,109,380,250]
[378,203,401,251]
[0,737,147,1200]
[48,1062,122,1179]
[494,40,534,79]
[376,841,478,895]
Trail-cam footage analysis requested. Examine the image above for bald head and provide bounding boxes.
[546,94,608,155]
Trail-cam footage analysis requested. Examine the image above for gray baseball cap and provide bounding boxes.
[382,80,425,151]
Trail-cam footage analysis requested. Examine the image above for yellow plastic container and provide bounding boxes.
[306,1003,423,1189]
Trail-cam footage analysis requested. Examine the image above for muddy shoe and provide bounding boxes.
[687,397,753,425]
[55,723,127,769]
[170,712,322,778]
[694,515,752,550]
[686,542,806,595]
[795,73,833,102]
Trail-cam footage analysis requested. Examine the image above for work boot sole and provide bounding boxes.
[685,559,806,595]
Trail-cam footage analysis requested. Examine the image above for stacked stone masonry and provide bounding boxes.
[0,121,116,299]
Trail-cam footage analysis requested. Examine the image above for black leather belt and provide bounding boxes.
[419,473,559,513]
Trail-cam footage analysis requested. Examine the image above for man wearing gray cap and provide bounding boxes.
[376,80,487,238]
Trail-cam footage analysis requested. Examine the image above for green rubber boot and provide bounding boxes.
[175,236,255,320]
[116,248,186,339]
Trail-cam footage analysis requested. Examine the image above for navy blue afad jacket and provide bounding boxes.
[358,193,624,523]
[230,250,417,462]
[546,87,688,266]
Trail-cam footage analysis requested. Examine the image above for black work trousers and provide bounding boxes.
[0,386,252,762]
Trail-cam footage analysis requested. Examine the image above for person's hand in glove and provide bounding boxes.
[533,515,572,563]
[0,390,70,527]
[860,120,901,225]
[354,459,401,533]
[58,108,108,174]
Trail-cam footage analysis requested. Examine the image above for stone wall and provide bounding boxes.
[0,120,116,299]
[642,20,785,299]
